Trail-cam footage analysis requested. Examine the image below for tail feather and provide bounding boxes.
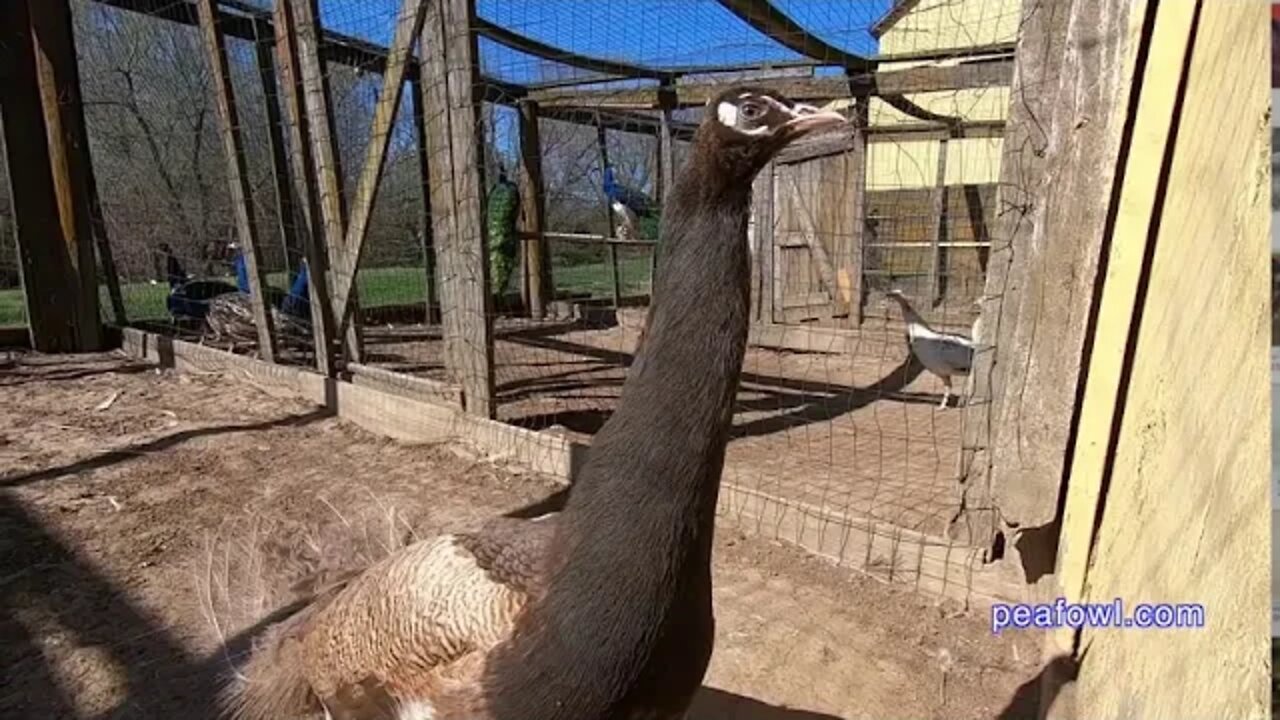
[199,503,419,720]
[219,607,320,720]
[220,575,357,720]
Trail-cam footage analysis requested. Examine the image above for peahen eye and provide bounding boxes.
[739,102,763,120]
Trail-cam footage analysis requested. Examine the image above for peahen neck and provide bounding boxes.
[479,133,756,719]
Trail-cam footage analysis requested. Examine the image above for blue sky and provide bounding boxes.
[313,0,893,85]
[298,0,895,190]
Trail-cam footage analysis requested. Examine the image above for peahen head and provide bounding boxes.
[696,86,847,181]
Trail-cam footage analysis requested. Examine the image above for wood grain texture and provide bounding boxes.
[926,135,949,306]
[517,100,549,319]
[291,0,363,362]
[26,0,105,350]
[420,0,495,418]
[526,60,1013,108]
[272,0,338,375]
[1065,2,1269,717]
[411,76,440,323]
[1,0,86,350]
[196,0,276,361]
[330,0,427,327]
[952,0,1083,551]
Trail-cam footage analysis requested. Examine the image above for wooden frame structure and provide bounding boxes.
[0,0,1018,465]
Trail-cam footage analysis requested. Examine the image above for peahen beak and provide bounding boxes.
[780,102,848,136]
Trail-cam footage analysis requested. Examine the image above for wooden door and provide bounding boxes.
[767,150,863,327]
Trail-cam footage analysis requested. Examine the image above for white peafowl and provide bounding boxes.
[219,86,846,720]
[885,289,976,409]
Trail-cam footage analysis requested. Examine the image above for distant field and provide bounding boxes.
[0,258,654,328]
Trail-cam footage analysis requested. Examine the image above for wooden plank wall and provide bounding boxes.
[771,153,862,326]
[1050,1,1270,717]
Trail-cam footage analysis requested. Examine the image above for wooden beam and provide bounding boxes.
[537,106,698,142]
[26,0,104,350]
[1,0,79,350]
[751,161,776,323]
[715,0,872,70]
[927,135,950,306]
[86,138,127,327]
[94,0,527,102]
[872,42,1016,65]
[847,95,869,326]
[273,0,337,375]
[526,59,1013,108]
[517,100,550,319]
[655,86,675,295]
[594,119,622,308]
[253,19,302,278]
[658,84,677,197]
[409,75,439,323]
[196,0,276,362]
[291,0,363,362]
[330,0,427,333]
[774,120,1005,164]
[420,0,495,417]
[474,17,671,81]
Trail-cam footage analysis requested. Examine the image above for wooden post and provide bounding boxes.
[253,19,302,285]
[657,84,677,201]
[329,0,427,328]
[927,134,950,308]
[847,94,868,326]
[420,0,495,417]
[410,75,439,324]
[1,0,72,349]
[291,0,362,363]
[517,99,549,319]
[86,140,126,327]
[595,119,621,307]
[655,84,675,299]
[196,0,276,362]
[751,161,776,323]
[272,0,337,375]
[10,0,105,351]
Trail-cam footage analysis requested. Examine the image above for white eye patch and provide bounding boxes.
[717,101,739,127]
[716,100,771,135]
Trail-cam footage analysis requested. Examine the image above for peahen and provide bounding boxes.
[486,167,520,297]
[218,86,847,720]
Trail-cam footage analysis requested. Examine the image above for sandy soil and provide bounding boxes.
[0,351,1043,720]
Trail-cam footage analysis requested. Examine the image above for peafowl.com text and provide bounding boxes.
[990,598,1205,635]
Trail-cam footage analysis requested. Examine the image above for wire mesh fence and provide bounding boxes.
[47,0,1036,601]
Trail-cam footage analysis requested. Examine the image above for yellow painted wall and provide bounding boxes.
[877,0,1023,56]
[868,0,1021,189]
[866,136,1002,190]
[1052,2,1270,717]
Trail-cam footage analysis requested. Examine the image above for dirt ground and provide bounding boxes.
[365,316,964,536]
[0,351,1043,720]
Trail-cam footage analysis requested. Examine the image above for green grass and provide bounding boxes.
[0,259,654,328]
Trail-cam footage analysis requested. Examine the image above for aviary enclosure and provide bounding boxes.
[3,0,1030,603]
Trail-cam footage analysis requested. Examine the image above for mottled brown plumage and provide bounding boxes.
[220,86,846,720]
